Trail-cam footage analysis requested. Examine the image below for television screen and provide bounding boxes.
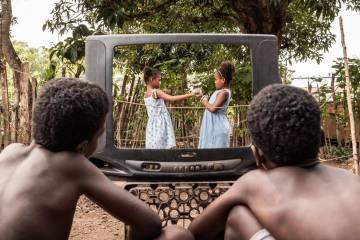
[112,43,252,149]
[85,34,280,181]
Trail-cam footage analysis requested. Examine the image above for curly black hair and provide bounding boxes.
[32,78,109,152]
[247,84,321,166]
[143,66,160,84]
[217,61,235,84]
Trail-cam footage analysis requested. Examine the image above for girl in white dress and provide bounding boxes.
[143,66,197,149]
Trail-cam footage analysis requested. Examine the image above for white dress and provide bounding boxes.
[144,89,176,149]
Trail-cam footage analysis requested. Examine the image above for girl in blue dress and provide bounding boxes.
[198,61,235,148]
[143,66,196,149]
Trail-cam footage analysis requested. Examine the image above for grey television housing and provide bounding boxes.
[85,33,280,181]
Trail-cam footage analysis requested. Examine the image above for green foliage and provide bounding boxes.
[317,84,331,119]
[113,43,252,103]
[13,41,50,80]
[44,0,360,65]
[47,37,87,78]
[332,58,360,117]
[278,64,294,85]
[281,1,336,63]
[41,0,360,110]
[326,145,352,163]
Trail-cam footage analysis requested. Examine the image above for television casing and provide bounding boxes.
[85,33,280,182]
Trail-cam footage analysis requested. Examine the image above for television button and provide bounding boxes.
[214,163,224,171]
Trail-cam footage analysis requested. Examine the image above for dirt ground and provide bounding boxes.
[70,196,124,240]
[70,182,125,240]
[69,162,352,240]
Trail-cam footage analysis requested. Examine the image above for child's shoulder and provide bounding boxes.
[3,142,26,150]
[47,150,89,169]
[145,88,160,99]
[144,90,153,98]
[34,150,96,183]
[232,168,288,194]
[25,147,87,172]
[0,143,26,156]
[219,88,231,94]
[235,168,267,184]
[214,88,230,95]
[231,169,269,194]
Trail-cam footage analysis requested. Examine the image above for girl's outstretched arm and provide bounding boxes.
[155,89,195,102]
[200,90,229,113]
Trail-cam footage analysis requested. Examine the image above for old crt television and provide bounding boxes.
[85,33,280,182]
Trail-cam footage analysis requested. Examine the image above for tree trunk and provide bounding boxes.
[1,0,22,142]
[11,71,20,142]
[0,57,10,147]
[0,0,22,71]
[18,63,31,144]
[339,16,359,175]
[230,0,289,47]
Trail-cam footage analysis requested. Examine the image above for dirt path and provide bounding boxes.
[70,196,124,240]
[70,182,125,240]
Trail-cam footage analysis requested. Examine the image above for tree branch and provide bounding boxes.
[0,0,22,70]
[122,0,177,19]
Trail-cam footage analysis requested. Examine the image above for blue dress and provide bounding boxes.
[144,89,176,149]
[198,89,231,148]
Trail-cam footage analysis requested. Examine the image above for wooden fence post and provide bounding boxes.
[339,16,359,175]
[0,59,10,147]
[18,63,31,144]
[30,77,37,123]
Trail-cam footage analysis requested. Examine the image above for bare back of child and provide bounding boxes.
[189,84,360,240]
[0,78,193,240]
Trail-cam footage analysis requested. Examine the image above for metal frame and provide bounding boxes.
[85,33,280,181]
